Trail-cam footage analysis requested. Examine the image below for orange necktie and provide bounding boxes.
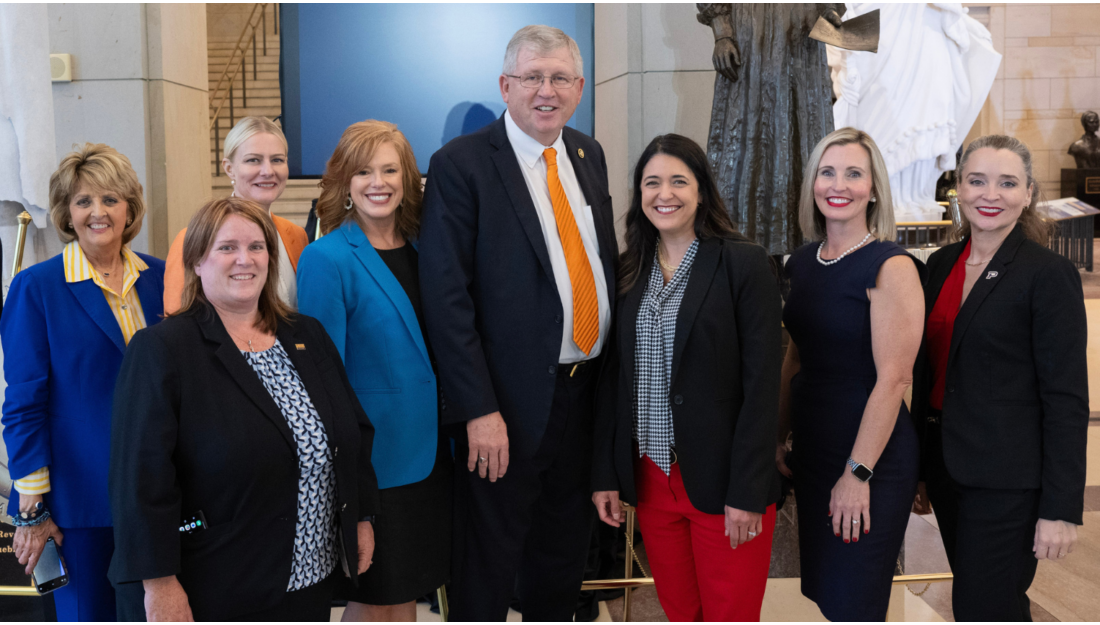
[544,147,599,356]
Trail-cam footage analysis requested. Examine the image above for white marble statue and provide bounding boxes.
[828,3,1001,223]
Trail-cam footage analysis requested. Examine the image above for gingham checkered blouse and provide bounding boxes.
[633,239,699,475]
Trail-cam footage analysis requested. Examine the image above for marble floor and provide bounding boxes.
[331,265,1100,623]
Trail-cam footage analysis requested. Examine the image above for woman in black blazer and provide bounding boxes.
[911,135,1088,621]
[592,134,782,621]
[108,197,380,622]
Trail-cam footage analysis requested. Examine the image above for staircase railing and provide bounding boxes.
[209,3,278,174]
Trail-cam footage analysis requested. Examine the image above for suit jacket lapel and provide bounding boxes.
[562,131,617,296]
[618,259,649,381]
[67,280,126,353]
[489,117,556,286]
[671,239,720,385]
[343,224,432,371]
[134,266,165,327]
[200,313,297,451]
[948,226,1026,367]
[277,321,337,450]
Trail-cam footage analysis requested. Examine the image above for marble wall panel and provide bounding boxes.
[1049,77,1100,112]
[1005,46,1095,79]
[1005,78,1051,111]
[1005,4,1051,38]
[1051,4,1100,38]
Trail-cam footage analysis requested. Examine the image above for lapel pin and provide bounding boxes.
[578,148,585,159]
[985,271,998,280]
[295,343,306,350]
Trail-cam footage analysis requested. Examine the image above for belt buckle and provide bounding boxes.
[570,363,579,377]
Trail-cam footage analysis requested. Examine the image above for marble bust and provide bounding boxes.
[1068,111,1100,169]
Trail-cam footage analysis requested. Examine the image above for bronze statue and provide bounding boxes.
[1068,111,1100,169]
[698,4,843,254]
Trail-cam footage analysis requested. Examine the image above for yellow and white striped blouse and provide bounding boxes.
[13,241,151,496]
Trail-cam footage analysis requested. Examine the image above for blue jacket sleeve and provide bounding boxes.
[1,270,53,486]
[297,245,348,362]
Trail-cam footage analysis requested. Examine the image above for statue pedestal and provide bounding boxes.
[1060,168,1100,236]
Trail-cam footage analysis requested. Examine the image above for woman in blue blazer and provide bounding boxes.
[1,144,165,621]
[298,120,450,622]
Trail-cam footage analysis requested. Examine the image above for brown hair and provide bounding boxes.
[49,143,146,245]
[954,135,1052,245]
[171,197,292,334]
[798,127,896,242]
[619,133,748,295]
[316,120,422,239]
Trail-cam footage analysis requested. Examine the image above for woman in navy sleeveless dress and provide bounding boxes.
[778,128,925,621]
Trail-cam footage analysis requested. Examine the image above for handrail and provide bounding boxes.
[209,3,268,133]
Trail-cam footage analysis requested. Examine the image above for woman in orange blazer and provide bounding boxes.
[163,116,307,312]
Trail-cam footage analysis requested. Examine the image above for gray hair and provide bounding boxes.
[503,25,583,78]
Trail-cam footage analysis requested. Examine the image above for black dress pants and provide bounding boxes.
[448,363,597,621]
[924,420,1040,622]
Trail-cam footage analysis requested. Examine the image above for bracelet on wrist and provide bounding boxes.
[11,505,51,528]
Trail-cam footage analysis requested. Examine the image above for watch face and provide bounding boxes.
[853,464,873,482]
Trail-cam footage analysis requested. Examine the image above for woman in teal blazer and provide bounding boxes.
[297,120,450,621]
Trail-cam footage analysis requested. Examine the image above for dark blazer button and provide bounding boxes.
[948,387,955,393]
[555,314,563,324]
[673,395,683,405]
[549,365,557,375]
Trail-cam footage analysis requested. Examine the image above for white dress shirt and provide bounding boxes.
[276,234,298,310]
[504,110,610,363]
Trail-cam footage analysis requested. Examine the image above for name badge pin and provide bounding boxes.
[578,148,585,159]
[295,343,306,350]
[985,271,998,280]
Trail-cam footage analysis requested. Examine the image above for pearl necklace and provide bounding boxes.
[816,233,873,266]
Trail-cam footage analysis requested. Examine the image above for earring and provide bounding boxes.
[870,195,877,203]
[230,178,236,198]
[344,193,354,210]
[67,222,73,229]
[126,217,133,226]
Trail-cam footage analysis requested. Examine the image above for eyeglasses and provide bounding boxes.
[504,73,579,90]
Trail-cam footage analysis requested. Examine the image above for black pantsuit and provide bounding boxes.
[912,225,1089,621]
[419,115,617,621]
[451,364,597,621]
[924,421,1040,621]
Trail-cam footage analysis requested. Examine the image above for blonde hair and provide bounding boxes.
[316,120,423,239]
[798,127,896,242]
[954,135,1052,245]
[172,197,291,334]
[503,25,583,78]
[49,143,145,245]
[222,116,288,165]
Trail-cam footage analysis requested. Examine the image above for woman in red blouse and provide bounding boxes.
[911,135,1088,621]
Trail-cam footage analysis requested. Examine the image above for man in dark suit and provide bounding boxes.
[419,25,616,621]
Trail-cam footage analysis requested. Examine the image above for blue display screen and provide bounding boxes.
[280,3,595,176]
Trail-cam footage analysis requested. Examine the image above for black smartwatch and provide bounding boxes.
[359,515,375,524]
[846,457,873,482]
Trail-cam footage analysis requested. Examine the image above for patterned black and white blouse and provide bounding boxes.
[633,239,699,475]
[243,339,338,591]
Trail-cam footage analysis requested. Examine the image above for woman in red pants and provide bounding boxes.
[592,134,783,621]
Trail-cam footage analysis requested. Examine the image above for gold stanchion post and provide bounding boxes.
[11,210,31,278]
